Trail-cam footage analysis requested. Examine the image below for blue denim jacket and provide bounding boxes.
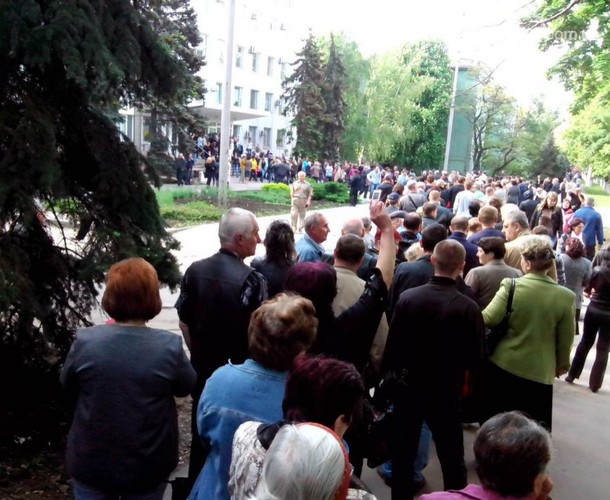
[188,359,286,500]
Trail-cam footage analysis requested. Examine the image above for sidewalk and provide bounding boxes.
[145,199,609,500]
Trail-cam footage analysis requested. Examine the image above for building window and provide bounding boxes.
[263,128,272,148]
[276,128,285,147]
[215,83,222,104]
[267,56,274,76]
[248,126,257,145]
[197,34,208,58]
[280,62,286,79]
[233,86,242,106]
[233,125,242,141]
[251,52,259,72]
[250,89,258,109]
[236,46,244,68]
[264,93,273,112]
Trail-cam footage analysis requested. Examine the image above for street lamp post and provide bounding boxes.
[218,0,236,207]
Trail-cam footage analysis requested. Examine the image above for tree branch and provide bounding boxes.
[529,0,581,28]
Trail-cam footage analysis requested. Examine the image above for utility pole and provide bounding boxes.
[218,0,236,207]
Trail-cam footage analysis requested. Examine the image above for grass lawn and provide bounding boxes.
[584,185,610,209]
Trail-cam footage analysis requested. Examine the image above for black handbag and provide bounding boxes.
[485,278,516,356]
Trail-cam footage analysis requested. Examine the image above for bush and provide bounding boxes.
[160,201,223,225]
[238,190,290,205]
[261,183,291,195]
[309,181,349,204]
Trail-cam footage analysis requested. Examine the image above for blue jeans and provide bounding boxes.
[380,422,431,482]
[72,480,166,500]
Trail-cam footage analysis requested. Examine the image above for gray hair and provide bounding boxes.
[341,218,364,236]
[252,424,347,500]
[218,208,256,244]
[475,411,552,497]
[504,210,529,230]
[585,197,595,207]
[304,212,324,233]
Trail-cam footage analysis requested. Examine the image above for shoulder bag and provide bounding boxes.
[485,278,516,357]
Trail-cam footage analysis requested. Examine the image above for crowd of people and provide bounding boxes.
[59,165,610,500]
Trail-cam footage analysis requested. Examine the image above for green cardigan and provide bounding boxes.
[482,273,575,385]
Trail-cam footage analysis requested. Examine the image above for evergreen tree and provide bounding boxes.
[322,34,346,161]
[536,133,564,178]
[0,0,195,439]
[138,0,206,177]
[282,34,327,159]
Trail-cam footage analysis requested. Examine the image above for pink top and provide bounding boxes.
[419,484,530,500]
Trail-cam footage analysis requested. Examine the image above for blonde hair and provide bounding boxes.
[520,235,554,272]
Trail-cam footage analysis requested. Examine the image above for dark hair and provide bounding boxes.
[335,234,365,264]
[264,220,295,263]
[468,199,482,218]
[565,237,585,259]
[248,294,317,371]
[403,213,422,232]
[450,215,469,232]
[420,223,448,252]
[101,258,162,322]
[568,217,584,230]
[422,202,437,218]
[478,237,506,260]
[284,262,337,317]
[283,355,365,428]
[432,239,465,274]
[475,411,551,497]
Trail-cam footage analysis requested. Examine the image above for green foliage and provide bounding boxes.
[322,35,347,161]
[308,181,349,203]
[160,201,222,225]
[0,0,194,441]
[238,190,291,205]
[563,96,610,178]
[523,0,610,112]
[363,41,452,167]
[282,34,327,159]
[261,182,291,195]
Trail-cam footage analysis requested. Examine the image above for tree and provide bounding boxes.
[537,133,565,178]
[319,34,370,162]
[137,0,206,178]
[523,0,610,111]
[321,34,346,161]
[397,40,452,169]
[0,0,194,440]
[282,34,327,159]
[362,41,452,168]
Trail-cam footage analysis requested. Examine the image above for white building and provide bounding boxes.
[119,0,301,157]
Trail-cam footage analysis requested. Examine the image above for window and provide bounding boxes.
[276,128,285,147]
[236,46,244,68]
[233,125,242,140]
[197,34,208,58]
[248,126,257,144]
[215,83,222,104]
[233,86,242,106]
[264,93,273,112]
[280,62,286,79]
[251,52,259,72]
[263,128,272,148]
[250,89,258,109]
[267,56,274,76]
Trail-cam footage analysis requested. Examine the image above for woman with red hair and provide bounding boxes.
[61,258,196,500]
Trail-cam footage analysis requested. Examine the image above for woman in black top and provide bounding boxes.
[251,220,295,297]
[566,248,610,392]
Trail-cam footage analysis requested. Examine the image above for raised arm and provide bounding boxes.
[370,201,395,289]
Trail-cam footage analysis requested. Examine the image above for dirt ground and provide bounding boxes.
[0,397,193,499]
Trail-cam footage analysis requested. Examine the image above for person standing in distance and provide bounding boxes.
[290,171,312,233]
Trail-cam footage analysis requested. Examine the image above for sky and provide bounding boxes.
[293,0,571,112]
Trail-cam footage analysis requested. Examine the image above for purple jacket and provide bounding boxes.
[419,484,530,500]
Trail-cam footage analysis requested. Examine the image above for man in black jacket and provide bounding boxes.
[382,240,485,500]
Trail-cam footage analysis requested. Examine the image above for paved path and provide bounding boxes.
[132,193,609,500]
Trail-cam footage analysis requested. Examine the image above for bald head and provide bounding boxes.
[341,218,365,237]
